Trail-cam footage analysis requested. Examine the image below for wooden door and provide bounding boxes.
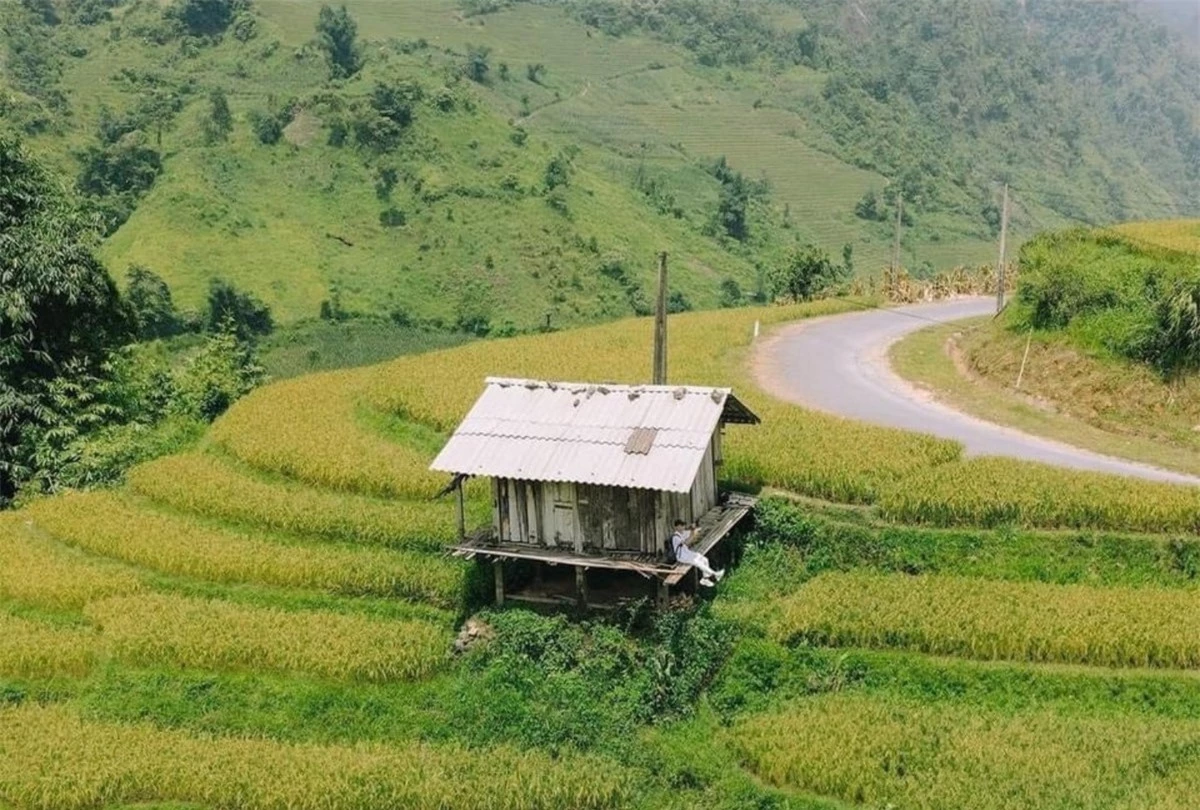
[549,481,577,551]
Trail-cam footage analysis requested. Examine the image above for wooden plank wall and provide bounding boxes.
[489,427,723,556]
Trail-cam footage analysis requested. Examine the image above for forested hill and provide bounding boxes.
[2,0,1197,328]
[546,0,1200,227]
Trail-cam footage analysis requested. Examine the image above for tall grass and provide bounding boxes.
[0,612,96,679]
[87,594,448,682]
[0,514,143,611]
[0,704,630,810]
[772,570,1200,669]
[734,693,1200,810]
[26,491,465,607]
[878,457,1200,533]
[129,453,458,551]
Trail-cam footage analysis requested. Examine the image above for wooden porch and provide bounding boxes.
[450,493,757,609]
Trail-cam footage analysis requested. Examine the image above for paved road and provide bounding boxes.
[755,297,1200,485]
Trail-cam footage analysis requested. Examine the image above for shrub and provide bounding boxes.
[464,44,490,83]
[379,207,406,227]
[206,278,273,339]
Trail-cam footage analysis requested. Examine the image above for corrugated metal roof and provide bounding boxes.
[430,377,758,492]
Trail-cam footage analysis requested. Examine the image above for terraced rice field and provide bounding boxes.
[7,295,1200,808]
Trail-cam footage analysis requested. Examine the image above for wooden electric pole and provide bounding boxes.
[995,183,1010,314]
[891,192,904,273]
[652,251,668,385]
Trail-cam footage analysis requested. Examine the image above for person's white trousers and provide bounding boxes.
[678,549,717,579]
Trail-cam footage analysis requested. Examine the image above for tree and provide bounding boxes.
[464,44,490,83]
[3,6,64,105]
[718,278,743,308]
[172,0,241,37]
[75,131,163,234]
[526,62,545,83]
[769,244,848,302]
[544,152,571,190]
[204,88,233,143]
[709,156,755,242]
[715,177,749,241]
[854,189,883,221]
[0,134,129,504]
[371,79,422,127]
[126,265,182,340]
[20,0,58,26]
[206,279,273,340]
[316,4,361,79]
[174,325,265,420]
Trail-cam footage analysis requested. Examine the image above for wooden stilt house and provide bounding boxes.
[431,377,759,608]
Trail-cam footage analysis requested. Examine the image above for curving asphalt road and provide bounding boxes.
[754,297,1200,485]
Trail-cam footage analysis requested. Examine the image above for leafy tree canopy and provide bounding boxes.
[316,4,361,79]
[206,278,274,341]
[769,244,849,303]
[0,134,129,502]
[171,0,247,37]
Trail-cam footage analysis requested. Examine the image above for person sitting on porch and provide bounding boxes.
[671,519,725,587]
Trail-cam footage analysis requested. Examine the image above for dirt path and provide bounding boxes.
[754,298,1200,485]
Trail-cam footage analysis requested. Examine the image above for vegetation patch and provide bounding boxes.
[1012,227,1200,375]
[878,457,1200,533]
[0,704,630,810]
[86,593,448,682]
[0,612,97,680]
[128,452,461,551]
[0,514,143,612]
[771,570,1200,669]
[26,491,466,607]
[734,693,1200,809]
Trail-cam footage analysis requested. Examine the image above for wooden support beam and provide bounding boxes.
[494,561,505,606]
[657,579,670,611]
[455,480,466,542]
[576,567,589,608]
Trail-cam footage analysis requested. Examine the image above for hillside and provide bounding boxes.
[890,219,1200,476]
[4,0,1198,327]
[1,0,791,328]
[9,300,1200,807]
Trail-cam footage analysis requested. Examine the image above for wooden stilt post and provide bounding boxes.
[576,567,589,608]
[657,578,670,611]
[494,561,505,606]
[455,478,466,542]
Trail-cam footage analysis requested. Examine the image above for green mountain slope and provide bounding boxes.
[2,0,790,328]
[4,0,1198,328]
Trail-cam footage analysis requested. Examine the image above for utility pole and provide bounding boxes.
[995,183,1010,314]
[891,192,904,273]
[652,251,668,385]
